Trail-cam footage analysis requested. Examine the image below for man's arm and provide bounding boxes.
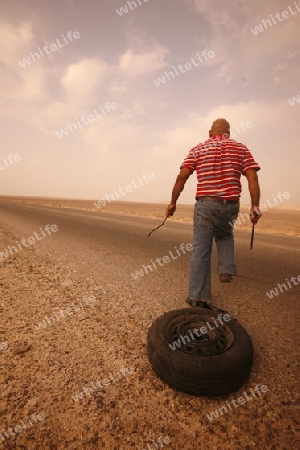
[245,169,262,224]
[166,168,192,217]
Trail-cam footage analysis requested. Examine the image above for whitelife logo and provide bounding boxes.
[131,243,193,280]
[153,49,215,87]
[141,436,171,450]
[250,2,300,35]
[0,153,21,171]
[266,275,300,299]
[56,102,118,139]
[0,412,46,443]
[199,121,253,154]
[229,191,291,228]
[34,295,97,332]
[18,31,81,68]
[288,89,300,106]
[0,341,8,351]
[168,313,232,351]
[71,367,133,402]
[93,172,155,209]
[116,0,150,16]
[0,224,58,262]
[206,384,268,421]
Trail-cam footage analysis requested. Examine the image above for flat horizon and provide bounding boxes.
[1,195,300,210]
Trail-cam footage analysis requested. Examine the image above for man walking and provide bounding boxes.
[166,118,261,308]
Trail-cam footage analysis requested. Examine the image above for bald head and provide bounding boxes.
[209,118,230,137]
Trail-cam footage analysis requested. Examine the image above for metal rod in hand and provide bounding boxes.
[250,224,255,250]
[148,216,168,237]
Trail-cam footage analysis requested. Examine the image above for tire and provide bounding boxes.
[147,308,253,397]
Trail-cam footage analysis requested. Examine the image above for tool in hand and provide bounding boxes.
[148,216,168,237]
[250,209,260,249]
[250,223,255,250]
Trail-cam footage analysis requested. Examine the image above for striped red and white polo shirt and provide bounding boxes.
[180,135,260,199]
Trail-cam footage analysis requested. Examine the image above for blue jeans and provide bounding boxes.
[188,199,239,301]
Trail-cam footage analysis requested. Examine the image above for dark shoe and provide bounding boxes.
[186,298,229,314]
[219,273,233,283]
[186,298,212,309]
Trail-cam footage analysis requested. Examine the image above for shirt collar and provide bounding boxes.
[211,134,230,139]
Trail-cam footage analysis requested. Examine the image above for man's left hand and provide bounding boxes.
[250,207,262,224]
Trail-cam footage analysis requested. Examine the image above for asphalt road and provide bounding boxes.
[0,200,299,307]
[0,200,299,449]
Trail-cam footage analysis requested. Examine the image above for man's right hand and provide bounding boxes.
[166,168,192,218]
[166,203,176,217]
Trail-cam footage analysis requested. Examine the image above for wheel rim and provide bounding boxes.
[164,311,234,356]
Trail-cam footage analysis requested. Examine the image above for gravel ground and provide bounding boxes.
[0,203,299,450]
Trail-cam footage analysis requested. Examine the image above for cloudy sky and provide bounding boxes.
[0,0,299,206]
